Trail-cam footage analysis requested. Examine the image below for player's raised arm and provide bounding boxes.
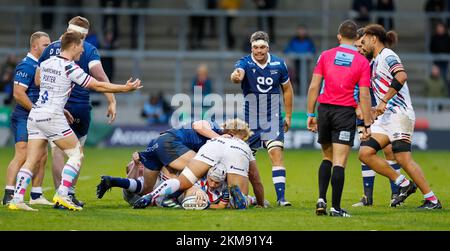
[230,68,245,84]
[87,77,142,93]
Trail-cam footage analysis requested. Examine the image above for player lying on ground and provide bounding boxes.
[133,118,255,209]
[96,119,266,207]
[96,119,223,200]
[98,147,266,209]
[7,31,142,212]
[162,165,230,210]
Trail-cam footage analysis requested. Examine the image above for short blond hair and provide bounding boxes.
[30,31,49,47]
[221,118,253,141]
[61,31,83,51]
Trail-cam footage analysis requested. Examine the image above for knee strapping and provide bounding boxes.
[265,140,284,152]
[392,140,411,153]
[63,142,84,168]
[181,167,199,185]
[360,137,382,152]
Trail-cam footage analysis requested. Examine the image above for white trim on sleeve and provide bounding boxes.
[88,60,101,69]
[281,78,290,85]
[14,81,29,89]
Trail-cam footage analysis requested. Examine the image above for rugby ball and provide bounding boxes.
[181,195,210,210]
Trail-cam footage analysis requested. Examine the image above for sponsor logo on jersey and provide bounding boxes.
[35,118,51,123]
[200,154,215,162]
[334,52,354,67]
[385,55,400,68]
[146,142,159,152]
[269,61,280,66]
[230,165,245,172]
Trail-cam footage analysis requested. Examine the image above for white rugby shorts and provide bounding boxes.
[27,109,73,142]
[194,139,249,177]
[371,111,415,142]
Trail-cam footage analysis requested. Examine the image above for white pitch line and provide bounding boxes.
[78,176,91,181]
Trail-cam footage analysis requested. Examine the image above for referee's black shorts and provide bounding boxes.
[317,103,356,146]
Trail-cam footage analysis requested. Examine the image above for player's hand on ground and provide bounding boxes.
[63,109,74,124]
[231,69,244,83]
[125,78,142,91]
[106,102,117,124]
[307,117,317,133]
[284,116,292,132]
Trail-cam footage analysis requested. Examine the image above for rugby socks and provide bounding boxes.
[388,160,401,195]
[424,191,438,204]
[30,187,43,200]
[68,186,76,195]
[4,186,14,199]
[150,179,181,201]
[272,166,286,201]
[13,168,33,202]
[361,163,375,200]
[318,160,332,202]
[108,176,144,193]
[395,174,410,187]
[331,166,345,210]
[58,163,81,196]
[3,186,14,205]
[5,185,14,191]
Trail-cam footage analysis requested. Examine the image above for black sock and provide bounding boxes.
[318,160,332,202]
[30,192,42,200]
[331,166,345,210]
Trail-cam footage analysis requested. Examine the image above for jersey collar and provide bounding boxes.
[57,55,70,61]
[339,44,358,51]
[26,53,38,63]
[251,53,271,69]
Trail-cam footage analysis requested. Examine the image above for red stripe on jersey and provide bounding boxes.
[207,190,214,203]
[390,64,404,74]
[374,81,387,94]
[378,76,391,88]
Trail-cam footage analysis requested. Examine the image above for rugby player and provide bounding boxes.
[8,31,141,211]
[230,31,294,206]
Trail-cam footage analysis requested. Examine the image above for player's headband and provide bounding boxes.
[251,39,269,47]
[68,24,89,35]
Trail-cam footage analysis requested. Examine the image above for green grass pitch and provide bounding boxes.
[0,147,449,230]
